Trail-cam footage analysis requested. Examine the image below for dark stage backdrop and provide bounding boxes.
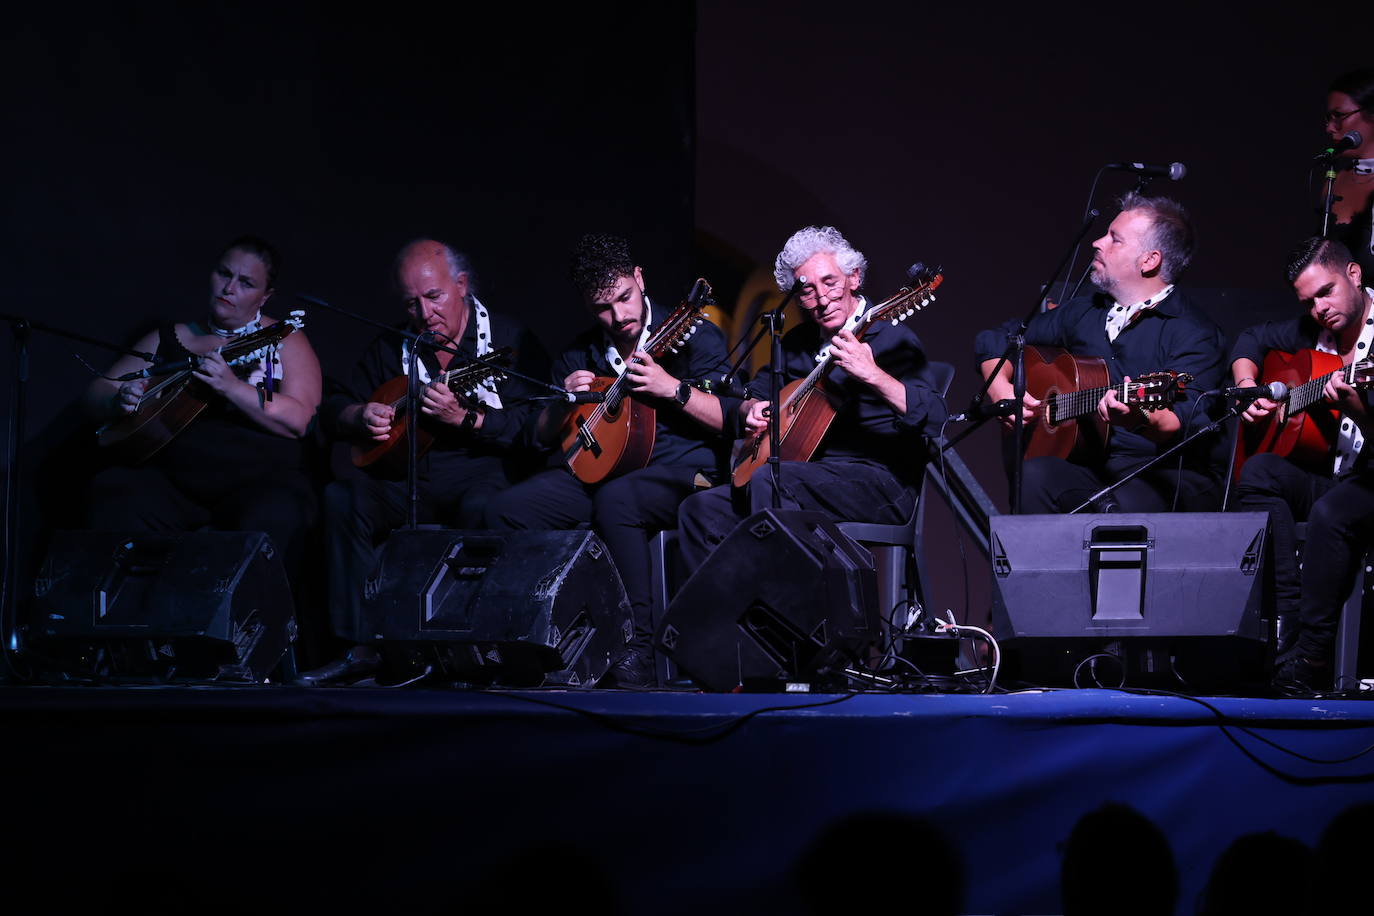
[1,2,695,558]
[694,1,1366,625]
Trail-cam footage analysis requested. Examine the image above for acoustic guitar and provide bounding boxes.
[352,347,512,474]
[730,269,942,488]
[1016,345,1193,461]
[559,279,712,484]
[1233,348,1374,476]
[96,310,306,464]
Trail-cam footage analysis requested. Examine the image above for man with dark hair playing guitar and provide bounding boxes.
[483,234,732,688]
[1232,237,1374,693]
[974,193,1227,512]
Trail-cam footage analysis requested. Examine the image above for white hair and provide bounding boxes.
[773,225,868,292]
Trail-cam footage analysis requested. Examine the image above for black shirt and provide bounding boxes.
[974,287,1228,471]
[323,300,549,471]
[747,305,948,482]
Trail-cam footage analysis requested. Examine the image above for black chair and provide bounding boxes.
[835,360,955,644]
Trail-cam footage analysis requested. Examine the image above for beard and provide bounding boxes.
[1089,262,1118,296]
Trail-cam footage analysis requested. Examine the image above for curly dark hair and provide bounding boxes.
[1285,236,1355,284]
[569,234,636,300]
[219,235,280,288]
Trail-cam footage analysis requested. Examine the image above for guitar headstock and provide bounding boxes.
[1131,370,1194,412]
[649,278,713,356]
[447,347,512,396]
[1349,359,1374,388]
[868,267,943,327]
[221,314,304,367]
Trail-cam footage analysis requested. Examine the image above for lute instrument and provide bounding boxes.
[730,269,942,488]
[352,347,512,474]
[559,278,712,484]
[96,310,306,463]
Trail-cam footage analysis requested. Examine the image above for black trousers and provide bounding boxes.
[323,454,509,642]
[1234,452,1374,661]
[677,458,917,577]
[1018,455,1220,514]
[483,464,704,645]
[87,463,317,586]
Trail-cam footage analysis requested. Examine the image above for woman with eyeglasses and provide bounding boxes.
[1322,69,1374,280]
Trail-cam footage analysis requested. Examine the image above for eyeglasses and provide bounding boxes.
[797,276,848,303]
[1324,107,1365,126]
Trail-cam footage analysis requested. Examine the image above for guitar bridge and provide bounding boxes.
[575,416,602,458]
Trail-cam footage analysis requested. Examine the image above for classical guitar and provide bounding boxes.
[352,347,512,473]
[559,278,712,484]
[96,310,306,463]
[1233,349,1374,476]
[730,269,942,488]
[1016,345,1193,461]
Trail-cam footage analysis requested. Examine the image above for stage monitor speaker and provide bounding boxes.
[359,529,631,687]
[656,509,879,692]
[989,512,1270,686]
[29,530,297,682]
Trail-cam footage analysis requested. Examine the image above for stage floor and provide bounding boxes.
[4,684,1373,914]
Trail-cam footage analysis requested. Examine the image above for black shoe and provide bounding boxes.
[295,646,382,687]
[1273,649,1332,695]
[599,647,657,689]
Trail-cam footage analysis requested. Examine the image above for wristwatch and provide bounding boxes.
[673,380,693,407]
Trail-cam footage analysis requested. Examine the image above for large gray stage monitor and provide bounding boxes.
[989,513,1270,688]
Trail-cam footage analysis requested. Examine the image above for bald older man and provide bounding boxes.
[303,239,548,684]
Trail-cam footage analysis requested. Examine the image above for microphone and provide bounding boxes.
[1316,130,1363,159]
[563,390,606,404]
[948,398,1020,422]
[116,356,202,381]
[1209,381,1289,402]
[1105,161,1187,181]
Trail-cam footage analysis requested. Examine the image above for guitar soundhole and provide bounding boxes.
[1043,389,1059,428]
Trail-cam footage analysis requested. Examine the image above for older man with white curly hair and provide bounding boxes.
[676,224,948,575]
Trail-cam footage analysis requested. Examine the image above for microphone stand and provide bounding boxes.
[1066,401,1240,514]
[1318,154,1347,238]
[762,283,803,509]
[296,293,569,531]
[0,310,188,682]
[955,210,1100,513]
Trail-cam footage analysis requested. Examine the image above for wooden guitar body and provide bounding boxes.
[352,346,513,476]
[95,311,305,465]
[559,376,657,485]
[729,268,945,489]
[1020,345,1111,461]
[351,374,439,477]
[1234,349,1345,477]
[96,377,209,464]
[730,378,842,488]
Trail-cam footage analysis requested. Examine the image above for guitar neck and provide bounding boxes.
[1050,381,1138,421]
[1289,365,1355,414]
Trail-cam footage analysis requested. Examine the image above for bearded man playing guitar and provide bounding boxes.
[974,193,1227,513]
[300,239,548,686]
[483,234,732,688]
[1232,237,1374,693]
[677,225,948,585]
